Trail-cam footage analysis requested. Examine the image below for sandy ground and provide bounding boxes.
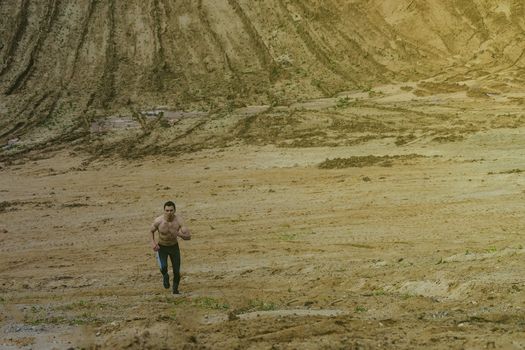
[1,90,525,349]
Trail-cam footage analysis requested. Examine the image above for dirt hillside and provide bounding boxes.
[2,0,525,149]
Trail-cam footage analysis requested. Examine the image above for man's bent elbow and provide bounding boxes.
[180,228,191,240]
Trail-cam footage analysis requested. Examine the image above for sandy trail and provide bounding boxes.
[1,90,525,349]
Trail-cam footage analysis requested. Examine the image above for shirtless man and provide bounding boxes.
[150,201,191,294]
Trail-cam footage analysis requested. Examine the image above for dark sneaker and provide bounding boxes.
[172,289,180,295]
[162,273,170,289]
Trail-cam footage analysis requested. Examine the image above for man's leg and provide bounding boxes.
[157,246,170,289]
[168,244,181,294]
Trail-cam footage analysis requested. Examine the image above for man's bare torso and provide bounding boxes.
[153,214,182,245]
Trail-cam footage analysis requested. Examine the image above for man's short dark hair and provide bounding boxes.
[164,201,176,210]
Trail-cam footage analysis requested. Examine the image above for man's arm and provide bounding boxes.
[176,214,191,240]
[150,219,160,251]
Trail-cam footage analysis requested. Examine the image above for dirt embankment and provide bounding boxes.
[2,0,525,150]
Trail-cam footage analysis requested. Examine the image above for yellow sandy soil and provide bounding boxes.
[1,87,525,349]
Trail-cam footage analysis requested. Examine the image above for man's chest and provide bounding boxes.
[159,220,180,233]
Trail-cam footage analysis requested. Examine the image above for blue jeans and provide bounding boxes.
[156,244,181,291]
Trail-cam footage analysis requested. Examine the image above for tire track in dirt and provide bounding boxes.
[68,1,96,82]
[0,0,30,77]
[96,0,118,108]
[5,0,60,95]
[196,0,241,90]
[276,0,355,90]
[227,0,277,82]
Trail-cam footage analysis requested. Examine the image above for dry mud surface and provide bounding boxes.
[1,91,525,349]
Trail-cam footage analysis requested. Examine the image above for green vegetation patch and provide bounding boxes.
[499,169,523,174]
[488,169,523,175]
[419,81,468,93]
[318,154,424,169]
[278,229,316,241]
[25,307,102,326]
[192,297,229,310]
[431,134,464,143]
[247,299,277,311]
[0,200,20,213]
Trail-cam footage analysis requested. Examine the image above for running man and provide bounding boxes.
[150,201,191,294]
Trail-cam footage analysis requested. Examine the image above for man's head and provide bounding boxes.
[164,201,176,218]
